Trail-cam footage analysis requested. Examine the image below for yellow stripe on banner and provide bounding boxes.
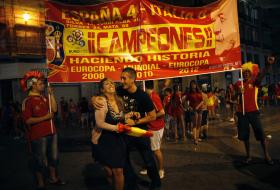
[63,23,215,56]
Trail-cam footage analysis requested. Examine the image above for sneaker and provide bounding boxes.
[159,170,165,179]
[229,118,235,122]
[232,135,238,139]
[139,169,147,175]
[266,134,272,140]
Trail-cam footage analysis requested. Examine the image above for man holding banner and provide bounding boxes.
[235,56,275,165]
[21,71,65,190]
[45,0,242,83]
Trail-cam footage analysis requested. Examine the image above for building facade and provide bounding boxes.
[0,0,99,107]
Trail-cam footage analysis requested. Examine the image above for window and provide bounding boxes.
[252,29,259,42]
[247,27,253,41]
[251,8,258,23]
[240,25,245,40]
[15,26,45,55]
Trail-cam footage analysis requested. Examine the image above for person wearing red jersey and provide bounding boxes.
[21,71,65,190]
[143,80,165,179]
[235,56,275,165]
[187,80,204,145]
[169,85,186,141]
[162,88,174,141]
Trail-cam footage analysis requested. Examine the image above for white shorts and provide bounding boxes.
[150,128,164,151]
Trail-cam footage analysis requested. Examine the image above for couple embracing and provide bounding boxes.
[91,67,161,190]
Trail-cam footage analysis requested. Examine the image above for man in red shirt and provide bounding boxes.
[142,80,165,179]
[235,56,275,165]
[21,71,65,190]
[162,88,174,140]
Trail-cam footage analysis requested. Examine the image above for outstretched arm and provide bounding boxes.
[255,56,276,86]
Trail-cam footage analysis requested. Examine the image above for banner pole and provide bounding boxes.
[143,80,146,91]
[240,69,245,115]
[48,81,54,133]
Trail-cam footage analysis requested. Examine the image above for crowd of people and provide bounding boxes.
[59,96,94,129]
[162,81,236,144]
[0,55,278,190]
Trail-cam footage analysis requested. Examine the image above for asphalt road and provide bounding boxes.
[0,106,280,190]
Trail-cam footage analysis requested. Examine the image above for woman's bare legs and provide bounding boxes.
[112,168,124,190]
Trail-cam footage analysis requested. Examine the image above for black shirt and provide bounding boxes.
[117,86,154,130]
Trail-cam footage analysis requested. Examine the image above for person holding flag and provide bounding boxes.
[21,71,65,190]
[235,56,276,165]
[92,68,161,190]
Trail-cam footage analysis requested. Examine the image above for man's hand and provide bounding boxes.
[132,112,141,120]
[125,112,141,119]
[125,112,133,119]
[125,118,136,126]
[240,87,244,94]
[117,123,132,133]
[91,96,105,110]
[45,112,54,120]
[267,56,276,65]
[47,86,54,95]
[145,130,154,137]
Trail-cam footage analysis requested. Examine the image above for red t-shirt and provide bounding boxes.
[169,93,184,117]
[235,80,259,113]
[148,91,164,131]
[22,95,56,141]
[163,95,172,115]
[187,92,203,109]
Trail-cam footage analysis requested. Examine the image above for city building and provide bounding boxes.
[0,0,96,107]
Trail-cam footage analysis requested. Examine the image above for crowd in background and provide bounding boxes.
[59,96,95,129]
[0,81,280,141]
[160,81,280,143]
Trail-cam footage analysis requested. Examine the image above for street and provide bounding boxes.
[1,106,280,190]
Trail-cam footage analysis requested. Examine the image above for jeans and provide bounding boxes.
[30,134,59,173]
[124,136,161,190]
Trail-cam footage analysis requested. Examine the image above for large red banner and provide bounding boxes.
[45,0,241,82]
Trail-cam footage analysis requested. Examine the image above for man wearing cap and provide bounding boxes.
[21,71,65,190]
